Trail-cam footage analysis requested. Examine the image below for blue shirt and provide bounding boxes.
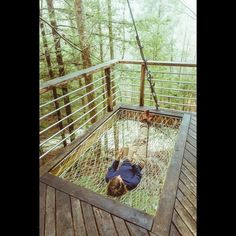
[105,160,142,190]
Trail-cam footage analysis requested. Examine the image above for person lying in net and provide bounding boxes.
[105,110,154,197]
[105,146,145,197]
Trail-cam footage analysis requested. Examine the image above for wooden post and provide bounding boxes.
[111,66,116,107]
[105,67,113,112]
[139,64,146,106]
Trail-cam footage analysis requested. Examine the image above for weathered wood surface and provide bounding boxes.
[40,183,46,236]
[126,222,150,236]
[112,215,130,236]
[172,211,194,236]
[56,190,74,236]
[176,190,196,221]
[41,172,153,230]
[93,207,118,236]
[184,149,196,169]
[40,111,197,236]
[175,199,196,235]
[171,115,197,236]
[152,114,191,236]
[169,223,181,236]
[81,201,100,236]
[119,60,196,67]
[40,59,119,94]
[40,59,196,94]
[70,197,87,236]
[119,104,184,118]
[45,186,56,236]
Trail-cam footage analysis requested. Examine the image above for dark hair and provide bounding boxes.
[107,176,128,197]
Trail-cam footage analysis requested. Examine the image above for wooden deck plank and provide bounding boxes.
[178,180,196,208]
[188,129,196,140]
[81,201,99,236]
[45,186,56,236]
[190,117,196,124]
[56,190,74,236]
[41,173,153,230]
[189,123,196,132]
[180,173,196,196]
[181,165,196,186]
[70,197,87,236]
[126,222,149,236]
[93,207,118,236]
[185,143,196,157]
[190,115,196,121]
[172,211,194,236]
[184,149,196,168]
[186,134,196,148]
[183,159,196,177]
[112,215,130,236]
[149,232,159,236]
[176,190,196,221]
[152,114,191,236]
[40,182,46,236]
[175,199,196,235]
[169,223,181,236]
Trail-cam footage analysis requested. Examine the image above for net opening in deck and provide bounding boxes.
[50,109,181,215]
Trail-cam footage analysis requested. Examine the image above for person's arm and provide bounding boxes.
[105,160,119,182]
[126,164,142,190]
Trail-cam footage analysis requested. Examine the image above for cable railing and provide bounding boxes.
[40,69,117,108]
[117,59,196,111]
[40,59,196,161]
[40,92,107,136]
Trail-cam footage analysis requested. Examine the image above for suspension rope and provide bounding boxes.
[126,0,159,110]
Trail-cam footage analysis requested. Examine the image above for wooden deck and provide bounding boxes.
[40,112,196,236]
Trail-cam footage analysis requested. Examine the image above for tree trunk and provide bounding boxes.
[74,0,97,124]
[107,0,116,106]
[107,0,114,60]
[179,28,187,79]
[121,1,126,59]
[170,36,174,72]
[69,17,87,123]
[46,0,75,142]
[40,9,67,148]
[97,0,107,111]
[97,0,104,63]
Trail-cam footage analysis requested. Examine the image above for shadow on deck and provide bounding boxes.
[40,112,196,236]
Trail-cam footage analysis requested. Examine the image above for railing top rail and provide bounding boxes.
[118,59,196,67]
[40,59,196,94]
[40,59,119,94]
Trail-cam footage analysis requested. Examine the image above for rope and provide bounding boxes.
[126,0,159,110]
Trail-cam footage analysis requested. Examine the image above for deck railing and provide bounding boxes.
[40,59,196,161]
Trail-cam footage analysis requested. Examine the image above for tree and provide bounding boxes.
[74,0,97,124]
[46,0,75,141]
[107,0,114,59]
[40,14,67,147]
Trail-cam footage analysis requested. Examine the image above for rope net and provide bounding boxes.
[51,109,181,215]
